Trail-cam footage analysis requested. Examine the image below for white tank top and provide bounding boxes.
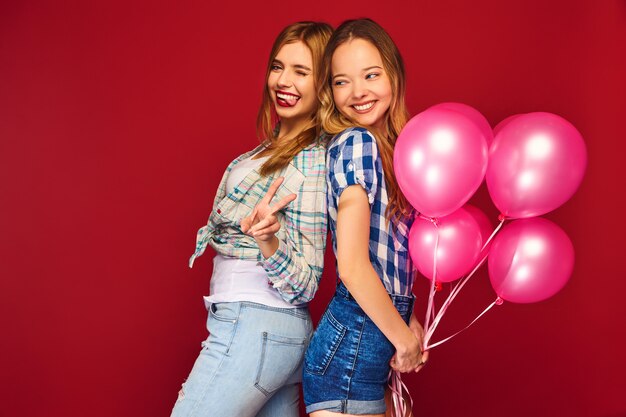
[204,151,299,309]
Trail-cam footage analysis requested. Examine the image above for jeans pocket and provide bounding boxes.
[357,321,395,384]
[206,303,239,355]
[209,302,238,323]
[254,332,307,396]
[304,309,347,376]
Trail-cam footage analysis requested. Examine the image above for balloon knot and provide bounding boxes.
[495,297,504,306]
[498,213,506,222]
[435,281,443,292]
[431,217,440,226]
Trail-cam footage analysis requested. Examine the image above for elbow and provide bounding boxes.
[337,254,373,287]
[299,271,320,303]
[289,290,315,305]
[337,262,359,286]
[282,269,319,305]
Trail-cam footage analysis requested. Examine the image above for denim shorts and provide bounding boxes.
[302,283,414,415]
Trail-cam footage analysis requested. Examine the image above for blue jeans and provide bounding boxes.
[171,301,312,417]
[303,283,414,415]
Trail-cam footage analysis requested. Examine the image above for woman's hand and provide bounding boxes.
[240,176,296,242]
[408,313,429,372]
[389,332,422,373]
[389,314,429,373]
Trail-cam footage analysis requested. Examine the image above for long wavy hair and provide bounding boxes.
[256,21,333,176]
[319,18,412,224]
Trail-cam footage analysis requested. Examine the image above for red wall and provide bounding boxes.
[1,1,624,416]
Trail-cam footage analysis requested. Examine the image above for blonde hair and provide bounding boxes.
[319,18,412,224]
[256,21,333,176]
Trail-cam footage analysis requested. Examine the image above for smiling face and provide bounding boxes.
[331,38,392,130]
[266,41,316,129]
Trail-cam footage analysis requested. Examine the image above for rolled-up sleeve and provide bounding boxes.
[261,147,328,304]
[329,129,378,205]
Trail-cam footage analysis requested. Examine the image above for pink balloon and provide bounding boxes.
[492,114,522,137]
[463,204,494,258]
[486,112,587,218]
[430,102,494,148]
[409,208,483,282]
[395,108,489,218]
[488,217,574,303]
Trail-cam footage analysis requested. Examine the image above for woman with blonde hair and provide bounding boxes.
[171,21,332,417]
[303,18,428,417]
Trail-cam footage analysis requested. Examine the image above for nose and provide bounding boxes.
[351,79,368,100]
[277,69,293,88]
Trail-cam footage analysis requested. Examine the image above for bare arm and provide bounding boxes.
[336,185,423,372]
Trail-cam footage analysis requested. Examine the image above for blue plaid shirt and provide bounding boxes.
[327,127,415,296]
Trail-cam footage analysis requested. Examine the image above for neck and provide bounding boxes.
[373,115,388,132]
[277,117,308,142]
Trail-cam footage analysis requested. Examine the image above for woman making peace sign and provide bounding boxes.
[170,21,332,417]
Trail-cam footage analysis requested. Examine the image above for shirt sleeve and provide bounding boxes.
[329,129,378,205]
[260,149,328,304]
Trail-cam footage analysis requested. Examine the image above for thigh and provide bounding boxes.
[303,299,355,407]
[303,295,392,415]
[170,303,265,417]
[171,302,311,417]
[242,303,311,396]
[310,412,383,417]
[254,382,300,417]
[352,316,395,387]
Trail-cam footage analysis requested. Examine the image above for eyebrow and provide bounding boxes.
[332,65,383,79]
[272,59,312,72]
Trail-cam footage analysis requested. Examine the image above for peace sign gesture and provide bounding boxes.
[240,177,297,242]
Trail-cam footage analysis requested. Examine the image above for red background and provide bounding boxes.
[1,1,625,416]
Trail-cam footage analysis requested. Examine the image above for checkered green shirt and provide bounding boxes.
[190,141,328,304]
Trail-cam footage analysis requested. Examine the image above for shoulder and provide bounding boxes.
[297,140,326,166]
[329,127,378,152]
[290,140,327,178]
[328,127,379,161]
[302,130,332,153]
[225,144,264,170]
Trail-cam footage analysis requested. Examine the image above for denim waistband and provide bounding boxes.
[335,282,414,317]
[213,300,310,320]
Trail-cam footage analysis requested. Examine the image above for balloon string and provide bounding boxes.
[424,253,486,347]
[482,217,506,250]
[388,370,413,417]
[423,218,506,348]
[425,298,500,349]
[423,220,439,335]
[440,217,505,320]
